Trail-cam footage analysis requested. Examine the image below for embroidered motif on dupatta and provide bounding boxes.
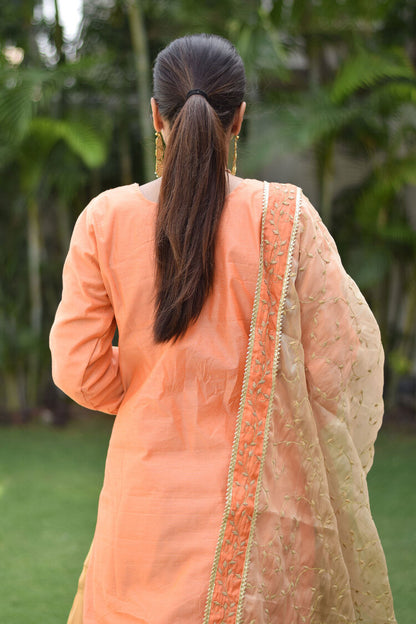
[204,183,301,624]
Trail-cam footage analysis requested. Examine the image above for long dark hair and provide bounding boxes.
[152,34,246,343]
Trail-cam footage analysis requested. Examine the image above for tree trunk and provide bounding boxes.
[120,125,134,185]
[56,199,71,252]
[316,139,334,230]
[3,371,22,412]
[27,195,42,336]
[53,0,65,64]
[124,0,154,181]
[27,194,42,405]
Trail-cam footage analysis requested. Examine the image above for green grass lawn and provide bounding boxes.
[0,413,112,623]
[367,426,416,624]
[0,415,414,623]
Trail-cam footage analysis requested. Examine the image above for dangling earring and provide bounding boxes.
[231,134,239,176]
[155,131,164,178]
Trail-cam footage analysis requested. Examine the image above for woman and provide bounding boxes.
[50,34,396,624]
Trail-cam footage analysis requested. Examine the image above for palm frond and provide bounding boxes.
[355,156,416,228]
[29,117,108,168]
[275,90,362,150]
[331,49,415,104]
[0,66,59,156]
[0,78,34,144]
[376,156,416,193]
[345,245,392,290]
[229,16,289,80]
[378,224,416,250]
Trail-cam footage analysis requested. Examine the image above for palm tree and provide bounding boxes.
[0,60,109,410]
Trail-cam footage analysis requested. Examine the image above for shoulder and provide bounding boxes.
[266,183,332,246]
[85,183,142,218]
[267,182,318,221]
[79,183,153,237]
[267,181,301,212]
[246,180,321,225]
[239,179,301,207]
[263,182,343,269]
[296,191,340,259]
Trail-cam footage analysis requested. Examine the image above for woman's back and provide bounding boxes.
[51,178,267,622]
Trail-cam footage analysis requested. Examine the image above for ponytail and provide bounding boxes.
[154,96,227,342]
[152,35,246,343]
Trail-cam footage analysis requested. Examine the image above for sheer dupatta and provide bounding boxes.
[204,182,396,624]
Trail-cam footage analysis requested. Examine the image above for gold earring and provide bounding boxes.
[231,134,239,176]
[155,131,164,178]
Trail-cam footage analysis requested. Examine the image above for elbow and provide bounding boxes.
[51,357,67,394]
[49,328,84,403]
[51,355,83,404]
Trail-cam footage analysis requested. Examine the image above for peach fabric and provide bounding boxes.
[50,179,396,624]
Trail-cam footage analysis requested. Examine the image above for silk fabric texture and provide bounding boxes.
[50,179,396,623]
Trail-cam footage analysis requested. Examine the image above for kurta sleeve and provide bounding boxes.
[49,199,124,415]
[296,193,384,474]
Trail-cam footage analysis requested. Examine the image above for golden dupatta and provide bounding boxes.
[204,182,395,623]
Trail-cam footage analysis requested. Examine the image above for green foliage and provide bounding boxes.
[229,8,289,82]
[0,25,111,409]
[275,90,362,150]
[0,0,42,48]
[345,245,392,290]
[0,0,415,414]
[30,117,108,168]
[0,418,112,622]
[331,48,415,104]
[0,72,34,147]
[390,350,413,376]
[366,429,416,624]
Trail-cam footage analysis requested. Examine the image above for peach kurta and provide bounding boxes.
[50,179,396,623]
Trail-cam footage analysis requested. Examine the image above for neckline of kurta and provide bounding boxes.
[133,178,250,206]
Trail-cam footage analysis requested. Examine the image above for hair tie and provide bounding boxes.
[186,88,209,101]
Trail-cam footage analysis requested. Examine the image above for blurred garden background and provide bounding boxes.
[0,0,415,622]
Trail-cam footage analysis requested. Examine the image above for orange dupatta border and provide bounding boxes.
[203,182,301,624]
